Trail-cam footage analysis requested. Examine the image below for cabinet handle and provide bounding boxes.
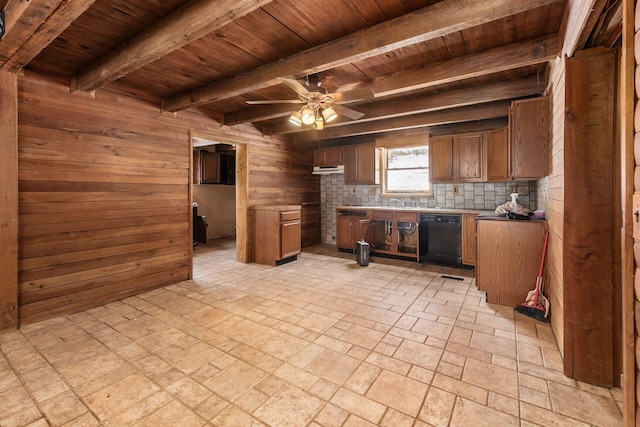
[635,211,640,223]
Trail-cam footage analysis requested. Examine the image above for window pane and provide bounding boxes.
[387,169,430,191]
[387,147,429,169]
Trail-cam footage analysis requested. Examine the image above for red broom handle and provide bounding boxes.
[538,230,549,280]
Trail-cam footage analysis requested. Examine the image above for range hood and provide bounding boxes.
[312,165,344,175]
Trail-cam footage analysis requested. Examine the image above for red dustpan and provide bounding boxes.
[516,230,550,321]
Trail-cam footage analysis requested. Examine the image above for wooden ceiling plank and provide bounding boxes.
[163,0,564,112]
[371,34,559,97]
[3,0,97,72]
[292,101,511,142]
[0,0,64,65]
[75,0,275,92]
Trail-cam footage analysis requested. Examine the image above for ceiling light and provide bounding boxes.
[289,110,302,126]
[314,116,324,130]
[322,107,337,123]
[301,106,316,125]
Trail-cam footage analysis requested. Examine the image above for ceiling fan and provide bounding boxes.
[246,77,373,130]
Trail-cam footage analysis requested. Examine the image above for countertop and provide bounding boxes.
[336,206,494,215]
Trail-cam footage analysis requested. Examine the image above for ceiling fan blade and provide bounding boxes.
[246,99,305,104]
[278,77,311,97]
[329,87,374,103]
[333,104,365,120]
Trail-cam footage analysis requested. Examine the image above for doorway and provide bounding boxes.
[190,132,249,276]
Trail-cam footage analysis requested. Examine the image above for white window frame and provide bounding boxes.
[377,136,432,197]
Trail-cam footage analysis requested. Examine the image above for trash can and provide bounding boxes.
[356,240,369,266]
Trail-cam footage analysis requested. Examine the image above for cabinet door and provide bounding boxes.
[343,146,358,184]
[201,151,221,183]
[314,146,344,167]
[356,145,376,184]
[510,97,549,179]
[429,136,453,182]
[337,213,353,249]
[462,214,478,266]
[280,220,301,258]
[486,127,510,182]
[344,144,376,184]
[353,217,373,246]
[453,133,485,182]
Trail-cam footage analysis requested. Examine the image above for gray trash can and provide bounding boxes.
[356,240,369,266]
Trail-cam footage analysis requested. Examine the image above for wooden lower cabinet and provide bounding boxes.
[372,210,419,260]
[252,205,301,266]
[476,219,546,307]
[337,210,373,251]
[461,214,478,266]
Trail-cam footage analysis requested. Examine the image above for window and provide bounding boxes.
[383,145,431,195]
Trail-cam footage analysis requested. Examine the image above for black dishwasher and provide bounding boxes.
[419,214,462,266]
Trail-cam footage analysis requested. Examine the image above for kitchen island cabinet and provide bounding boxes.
[252,205,301,266]
[476,219,546,307]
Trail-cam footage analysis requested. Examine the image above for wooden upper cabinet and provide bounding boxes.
[344,144,377,185]
[453,132,485,182]
[429,136,453,182]
[510,96,550,179]
[314,146,343,167]
[486,127,510,182]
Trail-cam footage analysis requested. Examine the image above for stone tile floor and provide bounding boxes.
[0,238,623,426]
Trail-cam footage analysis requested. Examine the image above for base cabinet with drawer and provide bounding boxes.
[252,205,301,266]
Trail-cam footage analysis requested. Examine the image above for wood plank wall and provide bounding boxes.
[547,56,565,355]
[0,70,19,331]
[17,73,199,324]
[563,49,615,386]
[14,72,321,325]
[246,138,320,256]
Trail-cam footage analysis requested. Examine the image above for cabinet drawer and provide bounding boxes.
[373,210,393,220]
[395,212,418,222]
[281,211,301,221]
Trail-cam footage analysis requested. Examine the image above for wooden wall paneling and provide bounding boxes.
[16,73,202,324]
[548,56,566,356]
[629,0,639,422]
[563,48,615,386]
[0,70,19,332]
[236,143,249,263]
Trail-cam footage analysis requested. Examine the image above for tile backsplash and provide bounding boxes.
[320,174,537,244]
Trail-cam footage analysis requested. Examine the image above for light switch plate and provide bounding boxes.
[509,184,518,194]
[633,194,640,240]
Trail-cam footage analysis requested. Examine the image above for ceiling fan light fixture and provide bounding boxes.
[289,110,302,126]
[322,106,337,123]
[301,106,316,125]
[314,115,324,130]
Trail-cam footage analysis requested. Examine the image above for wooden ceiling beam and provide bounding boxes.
[264,77,541,135]
[293,101,511,142]
[2,0,96,72]
[75,0,274,92]
[0,0,65,66]
[226,35,556,125]
[370,34,558,98]
[164,0,563,112]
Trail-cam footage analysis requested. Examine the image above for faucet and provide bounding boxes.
[390,198,405,208]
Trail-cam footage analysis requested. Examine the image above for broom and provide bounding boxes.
[516,230,550,321]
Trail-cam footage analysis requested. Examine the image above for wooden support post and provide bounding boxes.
[0,70,19,332]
